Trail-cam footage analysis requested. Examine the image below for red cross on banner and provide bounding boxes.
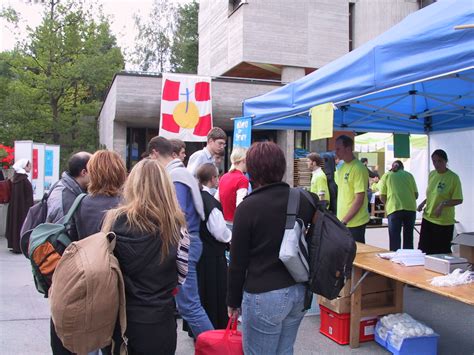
[159,74,213,142]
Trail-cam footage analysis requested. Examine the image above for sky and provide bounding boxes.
[0,0,191,67]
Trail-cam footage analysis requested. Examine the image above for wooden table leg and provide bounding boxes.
[394,281,404,313]
[350,266,362,348]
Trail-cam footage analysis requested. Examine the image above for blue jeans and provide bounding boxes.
[388,210,416,251]
[175,234,213,337]
[241,284,307,355]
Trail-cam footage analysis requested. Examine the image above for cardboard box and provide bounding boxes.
[318,290,394,314]
[424,254,469,274]
[338,273,394,298]
[453,232,474,264]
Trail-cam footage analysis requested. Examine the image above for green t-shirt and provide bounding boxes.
[310,168,330,205]
[335,159,369,227]
[380,170,418,215]
[424,169,463,225]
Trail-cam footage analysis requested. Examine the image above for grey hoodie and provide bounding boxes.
[166,158,205,221]
[46,172,85,223]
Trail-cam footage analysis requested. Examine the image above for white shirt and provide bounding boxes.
[187,147,214,177]
[203,186,232,243]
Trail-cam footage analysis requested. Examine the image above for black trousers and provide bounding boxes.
[348,224,367,243]
[418,218,454,254]
[50,319,73,355]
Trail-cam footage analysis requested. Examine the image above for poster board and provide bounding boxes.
[14,141,33,172]
[14,141,60,201]
[44,145,60,192]
[31,143,45,200]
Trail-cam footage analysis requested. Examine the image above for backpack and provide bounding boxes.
[20,180,61,258]
[304,190,357,300]
[0,179,12,204]
[49,232,127,355]
[28,193,86,296]
[279,188,310,282]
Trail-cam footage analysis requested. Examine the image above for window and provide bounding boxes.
[229,0,246,15]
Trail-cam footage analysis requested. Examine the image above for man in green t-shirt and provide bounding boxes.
[334,135,369,243]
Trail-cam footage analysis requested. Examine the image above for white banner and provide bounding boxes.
[159,73,213,142]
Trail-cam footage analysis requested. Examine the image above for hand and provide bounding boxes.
[434,203,444,217]
[417,203,424,212]
[228,307,240,319]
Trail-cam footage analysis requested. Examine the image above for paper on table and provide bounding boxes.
[377,249,426,266]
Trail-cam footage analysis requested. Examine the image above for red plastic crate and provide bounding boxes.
[319,305,377,345]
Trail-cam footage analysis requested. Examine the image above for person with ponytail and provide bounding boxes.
[217,147,249,225]
[380,160,418,251]
[417,149,463,254]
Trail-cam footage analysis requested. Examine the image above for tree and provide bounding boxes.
[132,0,176,72]
[0,0,124,165]
[170,0,199,74]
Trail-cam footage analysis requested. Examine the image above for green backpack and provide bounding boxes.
[27,193,87,297]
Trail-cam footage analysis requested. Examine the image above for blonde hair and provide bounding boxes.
[102,159,186,259]
[229,147,247,171]
[87,150,127,197]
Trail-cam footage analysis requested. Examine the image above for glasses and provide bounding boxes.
[215,140,226,147]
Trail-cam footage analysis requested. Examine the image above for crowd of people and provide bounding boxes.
[1,128,464,354]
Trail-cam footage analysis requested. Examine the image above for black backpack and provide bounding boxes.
[302,190,356,300]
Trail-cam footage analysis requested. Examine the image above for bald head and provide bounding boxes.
[68,151,92,178]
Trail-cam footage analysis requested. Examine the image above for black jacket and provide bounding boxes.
[227,182,317,308]
[200,190,228,257]
[112,214,178,324]
[72,194,121,241]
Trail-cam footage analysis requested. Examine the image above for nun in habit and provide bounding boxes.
[6,159,33,253]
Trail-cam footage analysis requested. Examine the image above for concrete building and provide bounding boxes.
[99,0,426,174]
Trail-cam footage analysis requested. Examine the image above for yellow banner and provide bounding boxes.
[310,103,334,141]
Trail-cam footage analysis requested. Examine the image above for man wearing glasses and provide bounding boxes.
[187,127,227,177]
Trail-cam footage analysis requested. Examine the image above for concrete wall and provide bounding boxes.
[242,0,348,69]
[198,0,244,76]
[351,0,420,49]
[98,80,117,150]
[199,0,348,76]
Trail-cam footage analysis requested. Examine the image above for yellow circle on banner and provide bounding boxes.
[173,102,200,129]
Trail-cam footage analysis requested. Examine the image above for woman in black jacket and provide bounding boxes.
[102,158,189,355]
[227,142,317,355]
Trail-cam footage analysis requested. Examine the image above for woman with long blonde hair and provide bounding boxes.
[102,158,189,355]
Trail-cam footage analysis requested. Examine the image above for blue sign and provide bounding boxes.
[45,150,54,177]
[233,117,252,148]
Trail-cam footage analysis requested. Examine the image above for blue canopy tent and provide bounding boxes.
[243,0,474,133]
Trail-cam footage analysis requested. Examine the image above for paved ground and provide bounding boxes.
[1,229,473,354]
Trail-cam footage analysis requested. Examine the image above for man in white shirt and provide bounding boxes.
[187,127,227,177]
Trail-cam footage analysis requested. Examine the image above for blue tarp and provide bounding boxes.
[243,0,474,133]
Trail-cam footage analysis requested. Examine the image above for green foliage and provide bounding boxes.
[170,0,199,74]
[132,0,176,72]
[0,0,124,166]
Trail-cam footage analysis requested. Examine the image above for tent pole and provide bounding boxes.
[427,133,431,179]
